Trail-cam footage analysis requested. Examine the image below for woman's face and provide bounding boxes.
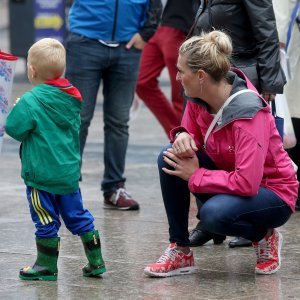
[176,54,200,98]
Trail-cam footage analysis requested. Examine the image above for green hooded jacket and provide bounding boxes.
[6,83,82,194]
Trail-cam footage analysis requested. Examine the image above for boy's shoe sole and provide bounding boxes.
[83,266,106,277]
[19,274,57,281]
[19,267,57,281]
[144,266,197,278]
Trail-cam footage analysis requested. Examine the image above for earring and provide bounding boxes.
[200,82,203,95]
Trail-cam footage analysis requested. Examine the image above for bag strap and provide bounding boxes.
[203,89,257,149]
[270,100,278,117]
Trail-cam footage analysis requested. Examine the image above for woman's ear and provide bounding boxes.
[197,69,206,83]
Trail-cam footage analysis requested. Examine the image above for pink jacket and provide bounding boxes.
[171,71,299,211]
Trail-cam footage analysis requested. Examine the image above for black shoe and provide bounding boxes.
[228,237,252,248]
[189,222,226,247]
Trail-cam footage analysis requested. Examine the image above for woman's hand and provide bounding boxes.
[162,148,199,181]
[172,132,198,158]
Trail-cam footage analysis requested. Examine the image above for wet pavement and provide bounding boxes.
[1,5,300,299]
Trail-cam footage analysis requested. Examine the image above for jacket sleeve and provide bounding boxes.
[169,100,205,147]
[5,97,35,142]
[243,0,286,93]
[139,0,162,42]
[188,114,268,196]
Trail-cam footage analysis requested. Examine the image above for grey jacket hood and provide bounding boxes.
[187,71,267,127]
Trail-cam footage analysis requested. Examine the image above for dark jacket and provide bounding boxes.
[161,0,200,33]
[194,0,286,94]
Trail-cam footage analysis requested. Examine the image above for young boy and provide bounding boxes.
[5,38,106,281]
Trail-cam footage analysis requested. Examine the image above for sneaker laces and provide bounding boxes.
[115,188,132,201]
[258,239,272,262]
[157,247,179,264]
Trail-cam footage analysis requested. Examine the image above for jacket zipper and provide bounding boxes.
[112,0,119,41]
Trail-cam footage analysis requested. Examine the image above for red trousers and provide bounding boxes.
[136,26,186,136]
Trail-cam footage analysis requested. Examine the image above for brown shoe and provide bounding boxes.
[104,187,139,210]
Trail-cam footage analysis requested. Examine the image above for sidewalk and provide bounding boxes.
[1,6,300,299]
[1,70,300,300]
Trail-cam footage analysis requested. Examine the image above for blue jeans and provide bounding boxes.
[158,145,292,246]
[65,33,142,193]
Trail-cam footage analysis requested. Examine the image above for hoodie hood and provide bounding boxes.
[29,83,82,129]
[187,71,268,127]
[220,71,268,127]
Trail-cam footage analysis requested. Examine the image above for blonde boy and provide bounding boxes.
[6,38,106,281]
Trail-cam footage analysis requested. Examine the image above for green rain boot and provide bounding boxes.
[80,230,106,277]
[19,237,60,281]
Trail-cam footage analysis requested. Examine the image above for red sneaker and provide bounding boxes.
[144,243,197,277]
[253,229,283,275]
[104,187,139,210]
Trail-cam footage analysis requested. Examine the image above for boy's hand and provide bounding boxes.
[14,98,20,106]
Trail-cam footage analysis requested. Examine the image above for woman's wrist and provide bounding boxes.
[175,131,183,139]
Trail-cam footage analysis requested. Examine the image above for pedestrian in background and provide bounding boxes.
[144,31,298,278]
[6,38,106,281]
[136,0,199,136]
[188,0,286,248]
[65,1,162,210]
[273,0,300,210]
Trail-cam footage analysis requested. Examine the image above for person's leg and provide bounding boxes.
[144,145,196,277]
[158,145,191,246]
[57,189,106,277]
[199,188,291,241]
[289,117,300,210]
[57,189,94,235]
[20,187,60,281]
[26,187,61,238]
[198,187,292,275]
[65,33,103,158]
[101,44,141,209]
[189,152,226,246]
[161,27,186,118]
[189,198,226,246]
[136,26,183,135]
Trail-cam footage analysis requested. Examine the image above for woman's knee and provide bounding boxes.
[157,145,171,168]
[200,201,226,233]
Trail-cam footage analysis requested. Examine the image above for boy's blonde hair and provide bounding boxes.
[179,30,232,82]
[28,38,66,81]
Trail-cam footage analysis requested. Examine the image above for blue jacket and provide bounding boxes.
[68,0,162,42]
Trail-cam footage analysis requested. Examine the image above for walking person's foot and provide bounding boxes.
[104,184,139,210]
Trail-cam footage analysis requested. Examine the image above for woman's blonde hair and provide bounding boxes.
[179,30,232,82]
[28,38,66,80]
